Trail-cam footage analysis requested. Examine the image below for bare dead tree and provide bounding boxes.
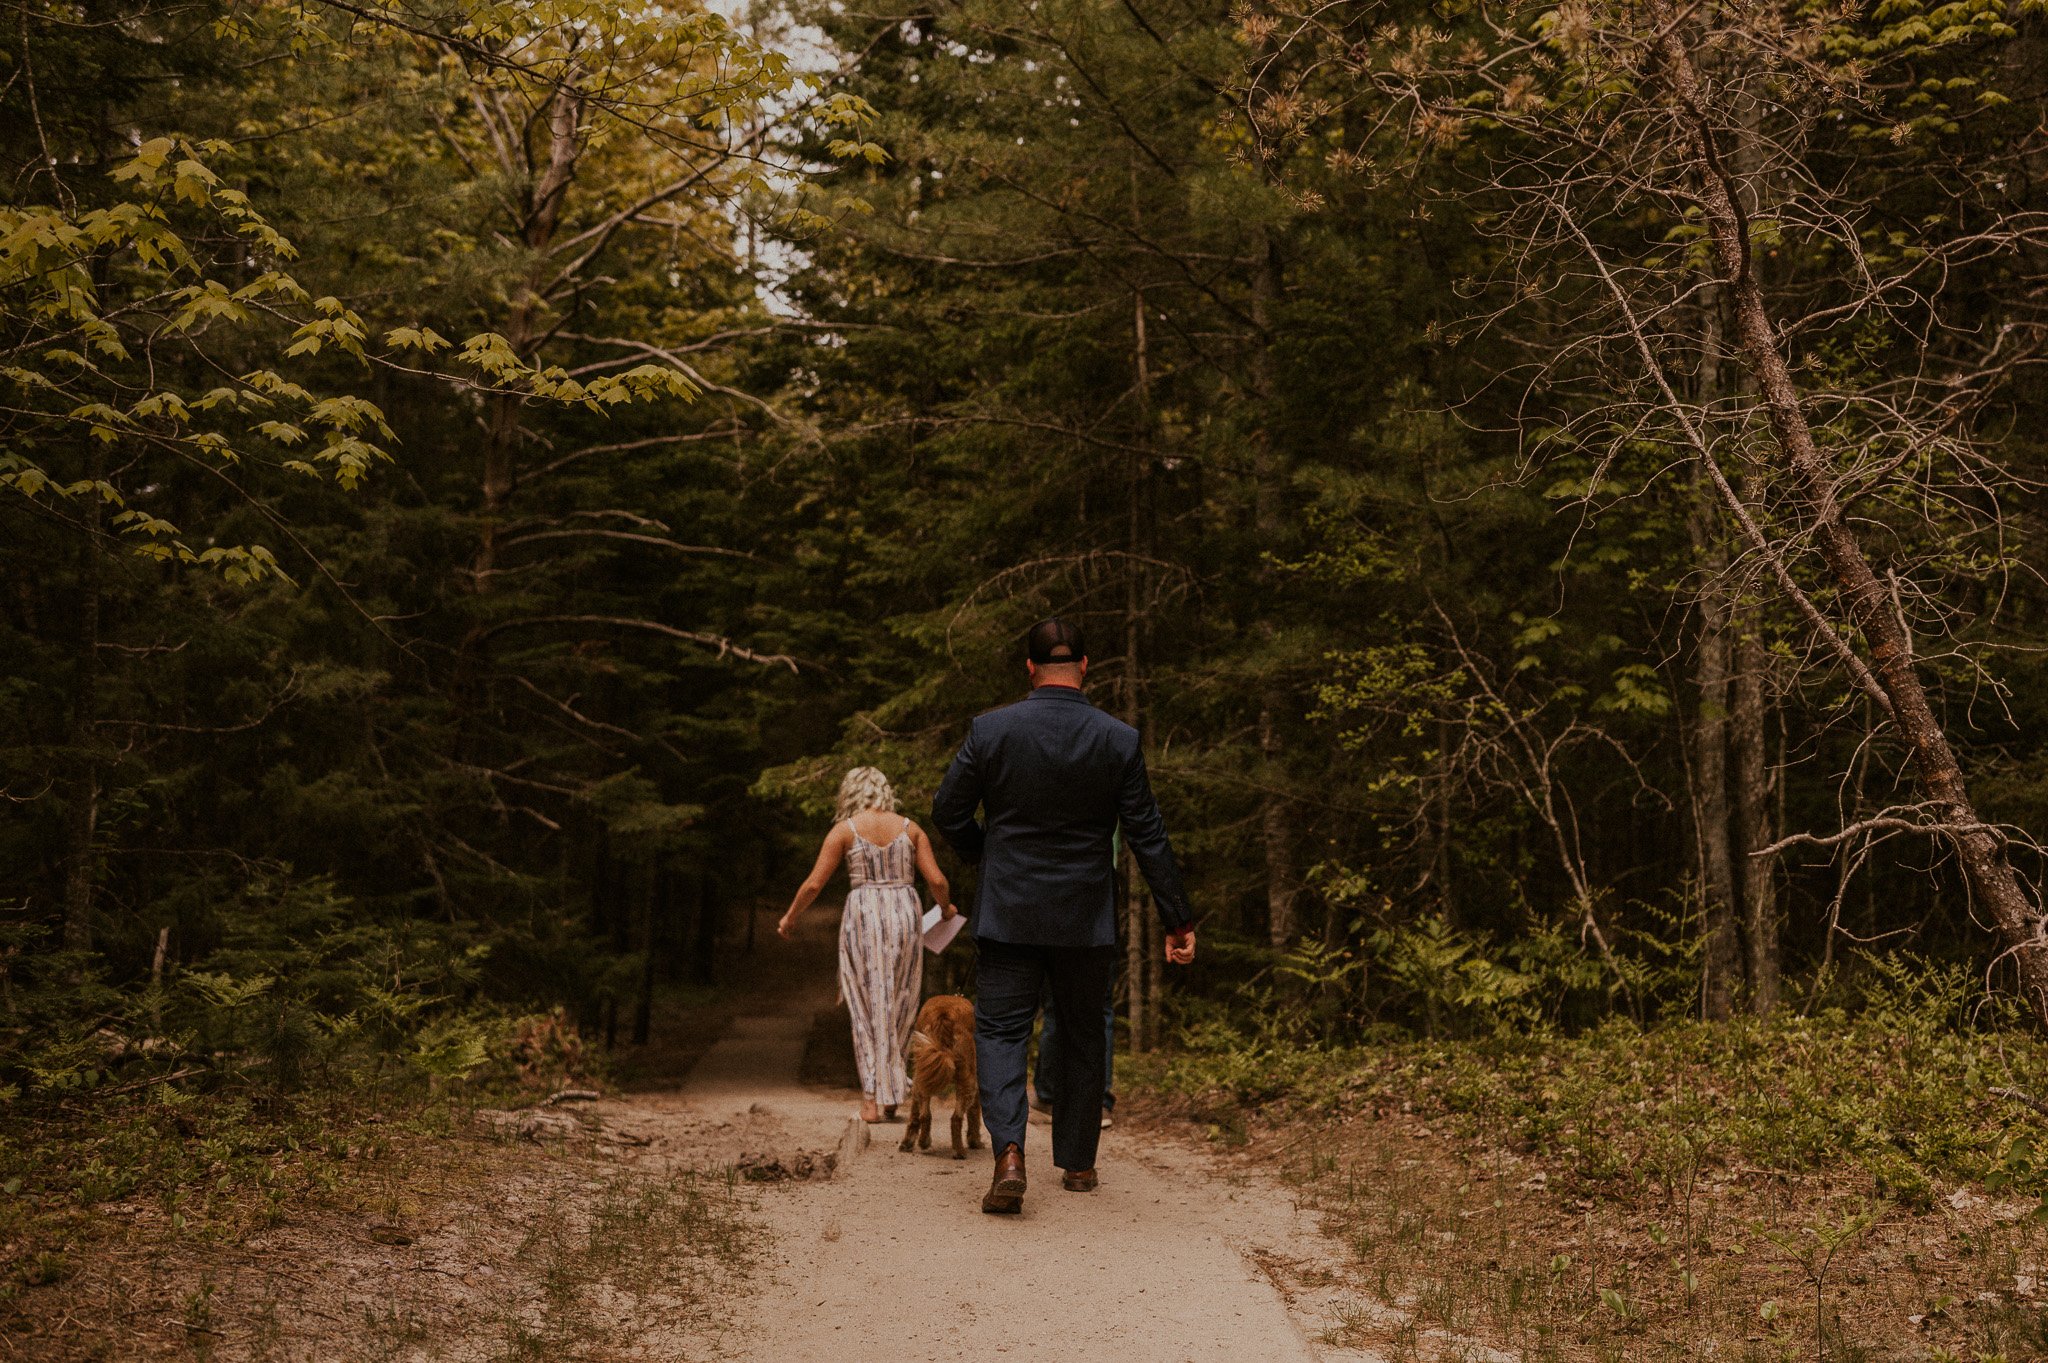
[1240,0,2048,1022]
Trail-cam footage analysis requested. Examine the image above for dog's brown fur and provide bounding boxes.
[900,994,982,1159]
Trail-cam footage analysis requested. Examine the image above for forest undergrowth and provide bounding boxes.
[0,983,756,1363]
[1138,958,2048,1361]
[2,1098,754,1363]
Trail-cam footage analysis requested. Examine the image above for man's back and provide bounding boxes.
[933,618,1195,1208]
[932,685,1189,947]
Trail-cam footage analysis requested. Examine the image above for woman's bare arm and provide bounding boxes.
[908,821,956,918]
[778,825,851,939]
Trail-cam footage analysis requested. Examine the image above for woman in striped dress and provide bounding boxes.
[777,767,956,1123]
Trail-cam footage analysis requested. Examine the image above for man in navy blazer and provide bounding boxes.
[932,618,1196,1213]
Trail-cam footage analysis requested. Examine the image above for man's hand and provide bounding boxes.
[1164,927,1196,966]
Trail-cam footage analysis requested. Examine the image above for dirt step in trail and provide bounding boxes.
[589,987,871,1184]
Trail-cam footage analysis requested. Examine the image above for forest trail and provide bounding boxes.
[660,917,1395,1363]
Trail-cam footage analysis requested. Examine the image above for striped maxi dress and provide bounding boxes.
[839,818,923,1106]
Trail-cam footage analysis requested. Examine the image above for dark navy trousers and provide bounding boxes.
[1035,988,1116,1112]
[975,938,1118,1172]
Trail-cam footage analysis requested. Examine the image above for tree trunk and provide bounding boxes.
[1259,704,1297,948]
[669,868,696,978]
[1250,232,1298,949]
[1125,277,1158,1052]
[1431,720,1457,923]
[476,85,584,589]
[1652,3,2048,1024]
[1691,572,1741,1021]
[589,831,613,942]
[610,859,635,956]
[1688,287,1740,1020]
[1815,709,1873,991]
[1123,844,1154,1053]
[1121,505,1154,1048]
[1732,621,1779,1013]
[476,385,524,589]
[633,864,664,1045]
[693,870,719,987]
[61,444,103,954]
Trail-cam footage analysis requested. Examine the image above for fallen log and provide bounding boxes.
[543,1087,602,1106]
[475,1108,584,1142]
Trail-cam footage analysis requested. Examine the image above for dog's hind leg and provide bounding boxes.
[899,1088,926,1153]
[950,1104,966,1160]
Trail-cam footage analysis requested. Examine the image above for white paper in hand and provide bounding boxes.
[921,905,965,954]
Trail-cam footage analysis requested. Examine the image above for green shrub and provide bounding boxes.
[0,877,519,1107]
[1147,953,2048,1202]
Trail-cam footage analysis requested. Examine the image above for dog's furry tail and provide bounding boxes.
[909,1028,960,1092]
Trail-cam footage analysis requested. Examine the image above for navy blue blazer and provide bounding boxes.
[931,685,1193,948]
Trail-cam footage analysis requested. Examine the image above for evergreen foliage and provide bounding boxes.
[6,0,2048,1118]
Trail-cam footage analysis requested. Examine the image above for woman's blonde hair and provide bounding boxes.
[834,766,899,823]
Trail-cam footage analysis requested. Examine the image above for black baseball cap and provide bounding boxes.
[1025,617,1087,665]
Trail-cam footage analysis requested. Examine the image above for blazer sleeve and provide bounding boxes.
[931,722,987,863]
[1116,743,1193,934]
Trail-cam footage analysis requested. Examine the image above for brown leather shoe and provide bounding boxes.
[1061,1168,1098,1192]
[981,1144,1026,1214]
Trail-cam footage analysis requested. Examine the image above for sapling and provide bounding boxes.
[1763,1200,1886,1361]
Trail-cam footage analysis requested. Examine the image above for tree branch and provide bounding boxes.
[480,615,799,671]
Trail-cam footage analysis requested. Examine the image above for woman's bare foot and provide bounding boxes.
[861,1097,882,1123]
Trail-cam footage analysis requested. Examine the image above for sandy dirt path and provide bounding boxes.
[730,1126,1338,1363]
[656,923,1390,1363]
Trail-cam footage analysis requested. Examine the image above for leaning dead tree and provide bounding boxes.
[1239,0,2048,1022]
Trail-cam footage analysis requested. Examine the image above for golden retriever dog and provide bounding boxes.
[901,994,981,1159]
